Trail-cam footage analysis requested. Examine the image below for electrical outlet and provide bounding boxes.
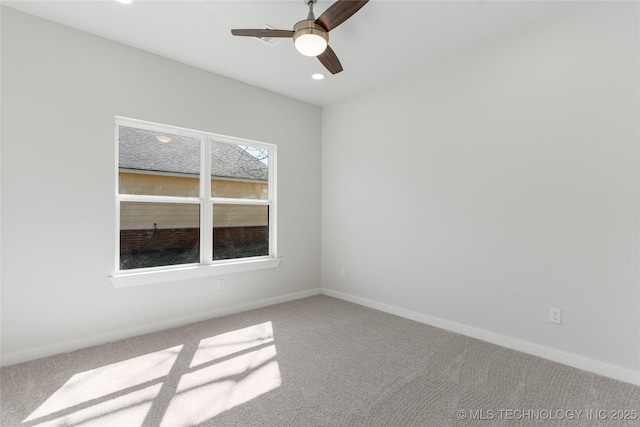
[217,280,225,290]
[339,268,346,278]
[549,307,562,324]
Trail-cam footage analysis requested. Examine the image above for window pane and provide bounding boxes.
[119,126,201,197]
[211,141,268,200]
[120,202,200,270]
[213,204,268,260]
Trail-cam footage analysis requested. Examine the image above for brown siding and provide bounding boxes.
[212,204,268,227]
[120,172,199,197]
[119,173,270,253]
[119,172,267,199]
[120,202,200,229]
[212,179,267,200]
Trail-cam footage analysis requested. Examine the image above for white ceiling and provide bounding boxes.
[2,0,583,106]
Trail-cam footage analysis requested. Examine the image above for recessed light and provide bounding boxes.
[156,135,173,143]
[312,73,325,80]
[116,0,132,4]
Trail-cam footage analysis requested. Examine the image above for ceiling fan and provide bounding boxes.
[231,0,369,75]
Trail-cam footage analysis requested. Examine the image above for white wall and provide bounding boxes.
[1,7,321,364]
[321,2,639,383]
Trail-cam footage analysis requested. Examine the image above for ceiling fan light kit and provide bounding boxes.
[231,0,369,74]
[293,20,329,57]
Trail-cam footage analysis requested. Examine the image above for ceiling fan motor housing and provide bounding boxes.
[293,20,329,56]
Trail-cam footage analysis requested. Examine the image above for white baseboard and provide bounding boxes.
[1,288,321,367]
[321,288,640,386]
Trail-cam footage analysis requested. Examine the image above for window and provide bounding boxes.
[113,118,278,284]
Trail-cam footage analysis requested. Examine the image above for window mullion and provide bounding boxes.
[268,145,277,258]
[201,136,213,264]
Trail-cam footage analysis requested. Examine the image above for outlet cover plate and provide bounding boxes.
[550,307,562,324]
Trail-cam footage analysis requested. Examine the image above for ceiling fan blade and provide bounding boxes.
[231,29,294,38]
[315,0,369,32]
[317,45,343,74]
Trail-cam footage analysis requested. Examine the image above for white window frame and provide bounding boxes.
[110,117,280,288]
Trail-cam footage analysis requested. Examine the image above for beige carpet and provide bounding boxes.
[1,295,639,426]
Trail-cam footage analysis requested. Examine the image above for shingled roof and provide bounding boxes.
[118,126,268,181]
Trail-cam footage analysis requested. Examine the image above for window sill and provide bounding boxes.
[109,257,281,288]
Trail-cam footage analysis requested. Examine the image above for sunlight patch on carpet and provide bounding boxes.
[161,344,281,426]
[26,384,162,427]
[23,345,182,425]
[21,323,281,426]
[190,321,275,367]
